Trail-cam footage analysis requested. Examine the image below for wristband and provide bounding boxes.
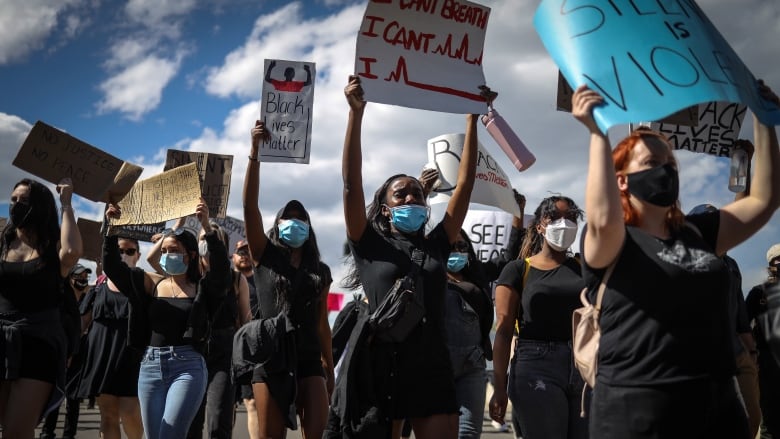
[248,156,259,162]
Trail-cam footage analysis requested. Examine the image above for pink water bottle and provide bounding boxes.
[481,106,536,172]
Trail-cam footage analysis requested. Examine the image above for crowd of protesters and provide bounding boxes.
[1,73,779,439]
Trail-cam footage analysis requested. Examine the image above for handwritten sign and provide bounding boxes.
[534,1,780,133]
[13,121,144,202]
[165,150,233,217]
[111,163,201,226]
[260,59,315,164]
[652,102,746,157]
[181,215,246,253]
[355,0,490,114]
[556,71,699,126]
[111,223,166,242]
[427,133,520,217]
[76,218,103,262]
[462,209,514,263]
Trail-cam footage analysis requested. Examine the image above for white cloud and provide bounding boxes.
[97,52,184,121]
[0,114,34,201]
[124,0,196,38]
[0,0,84,64]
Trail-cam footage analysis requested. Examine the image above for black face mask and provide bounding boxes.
[9,202,32,227]
[627,163,679,207]
[73,279,89,290]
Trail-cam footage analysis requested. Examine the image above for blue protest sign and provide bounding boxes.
[534,0,780,133]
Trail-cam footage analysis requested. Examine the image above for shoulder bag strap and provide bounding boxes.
[593,262,617,314]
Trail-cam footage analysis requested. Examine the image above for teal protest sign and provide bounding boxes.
[534,0,780,133]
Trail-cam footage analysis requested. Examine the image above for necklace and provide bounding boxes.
[169,277,188,298]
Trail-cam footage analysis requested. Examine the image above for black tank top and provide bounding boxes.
[0,256,62,313]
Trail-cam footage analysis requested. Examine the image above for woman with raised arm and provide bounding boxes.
[103,199,230,439]
[238,120,333,439]
[0,177,81,439]
[78,236,144,439]
[571,81,780,438]
[332,75,485,439]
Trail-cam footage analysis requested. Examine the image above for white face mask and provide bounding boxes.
[120,254,136,268]
[544,218,578,252]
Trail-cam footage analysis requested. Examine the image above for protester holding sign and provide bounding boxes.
[238,120,333,439]
[0,177,82,438]
[78,237,144,439]
[489,195,587,439]
[571,81,780,438]
[102,200,230,439]
[327,75,486,439]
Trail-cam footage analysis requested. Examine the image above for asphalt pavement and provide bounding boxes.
[34,388,519,438]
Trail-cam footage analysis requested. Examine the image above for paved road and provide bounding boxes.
[35,398,519,438]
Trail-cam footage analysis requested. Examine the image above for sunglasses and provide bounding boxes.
[235,249,250,257]
[118,248,138,256]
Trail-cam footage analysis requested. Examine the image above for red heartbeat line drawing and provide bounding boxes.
[385,56,485,102]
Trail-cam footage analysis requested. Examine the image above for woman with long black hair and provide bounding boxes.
[239,120,333,439]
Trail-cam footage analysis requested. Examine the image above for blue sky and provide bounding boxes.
[1,0,779,294]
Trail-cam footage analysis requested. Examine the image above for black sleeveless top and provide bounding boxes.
[0,256,62,313]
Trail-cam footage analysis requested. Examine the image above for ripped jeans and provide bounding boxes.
[508,340,589,439]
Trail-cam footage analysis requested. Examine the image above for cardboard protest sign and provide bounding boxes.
[110,223,166,242]
[556,71,699,126]
[651,102,747,157]
[180,215,246,253]
[355,0,491,114]
[13,121,143,203]
[260,59,315,164]
[76,218,103,262]
[111,163,201,226]
[427,133,520,217]
[534,1,780,133]
[165,150,233,218]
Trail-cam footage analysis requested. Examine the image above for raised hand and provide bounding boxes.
[344,75,366,113]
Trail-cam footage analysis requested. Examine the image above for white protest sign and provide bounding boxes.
[651,102,747,157]
[355,0,490,114]
[462,209,514,264]
[427,133,520,217]
[260,59,315,164]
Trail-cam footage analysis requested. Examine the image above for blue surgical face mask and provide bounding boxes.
[278,218,310,248]
[387,204,429,233]
[447,252,468,273]
[160,253,188,276]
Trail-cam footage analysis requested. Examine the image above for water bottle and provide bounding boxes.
[481,107,536,172]
[728,145,748,193]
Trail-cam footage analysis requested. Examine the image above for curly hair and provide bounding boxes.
[519,195,583,259]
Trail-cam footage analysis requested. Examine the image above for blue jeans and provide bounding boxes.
[138,345,208,439]
[454,366,487,439]
[508,340,589,439]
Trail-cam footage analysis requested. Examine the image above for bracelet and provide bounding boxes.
[60,205,73,213]
[248,156,259,162]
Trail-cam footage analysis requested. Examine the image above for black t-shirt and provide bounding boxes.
[582,212,735,386]
[496,257,584,341]
[0,256,62,313]
[349,221,449,331]
[253,241,332,359]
